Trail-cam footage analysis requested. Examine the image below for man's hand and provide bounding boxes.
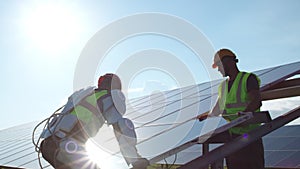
[197,112,209,121]
[131,158,149,169]
[237,111,253,116]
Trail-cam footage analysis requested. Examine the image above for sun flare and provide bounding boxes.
[86,139,128,169]
[86,139,109,165]
[23,2,81,53]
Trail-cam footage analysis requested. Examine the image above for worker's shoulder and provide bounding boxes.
[240,71,259,80]
[240,71,256,76]
[95,89,126,102]
[248,72,258,79]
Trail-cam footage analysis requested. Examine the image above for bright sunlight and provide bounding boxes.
[86,139,128,169]
[22,2,82,53]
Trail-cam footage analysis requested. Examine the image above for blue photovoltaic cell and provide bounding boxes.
[264,151,295,167]
[275,151,300,167]
[257,62,300,90]
[267,125,300,137]
[263,137,298,151]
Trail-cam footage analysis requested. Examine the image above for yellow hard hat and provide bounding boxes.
[212,49,236,68]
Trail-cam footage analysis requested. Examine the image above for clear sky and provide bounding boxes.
[1,0,300,130]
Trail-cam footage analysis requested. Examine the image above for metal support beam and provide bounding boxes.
[261,77,300,101]
[178,106,300,169]
[202,143,209,169]
[261,84,300,101]
[260,71,300,91]
[266,78,300,90]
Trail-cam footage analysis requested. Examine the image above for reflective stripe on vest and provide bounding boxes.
[224,72,248,109]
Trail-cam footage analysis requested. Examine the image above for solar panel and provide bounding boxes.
[257,62,300,90]
[0,122,53,169]
[125,62,300,160]
[275,151,300,167]
[130,61,300,166]
[263,125,300,168]
[0,61,299,168]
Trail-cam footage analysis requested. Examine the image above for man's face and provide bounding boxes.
[216,57,234,77]
[217,62,226,77]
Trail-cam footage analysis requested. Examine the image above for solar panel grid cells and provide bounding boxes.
[131,81,222,160]
[0,123,46,168]
[86,84,218,160]
[275,151,300,168]
[257,62,300,90]
[251,124,300,168]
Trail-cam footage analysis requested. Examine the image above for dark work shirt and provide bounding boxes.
[228,73,259,92]
[247,73,259,91]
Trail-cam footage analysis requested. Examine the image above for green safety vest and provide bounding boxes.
[218,72,261,134]
[70,90,108,136]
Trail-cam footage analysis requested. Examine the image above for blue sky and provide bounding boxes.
[1,0,300,130]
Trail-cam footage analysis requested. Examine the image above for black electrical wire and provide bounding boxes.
[31,105,65,169]
[163,153,177,169]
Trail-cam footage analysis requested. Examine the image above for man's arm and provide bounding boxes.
[244,74,262,112]
[244,89,262,112]
[197,99,223,121]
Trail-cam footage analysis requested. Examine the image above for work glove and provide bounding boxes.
[131,158,149,169]
[237,111,252,116]
[197,113,209,121]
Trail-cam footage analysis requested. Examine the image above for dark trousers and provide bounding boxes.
[41,137,71,169]
[41,137,99,169]
[225,134,265,169]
